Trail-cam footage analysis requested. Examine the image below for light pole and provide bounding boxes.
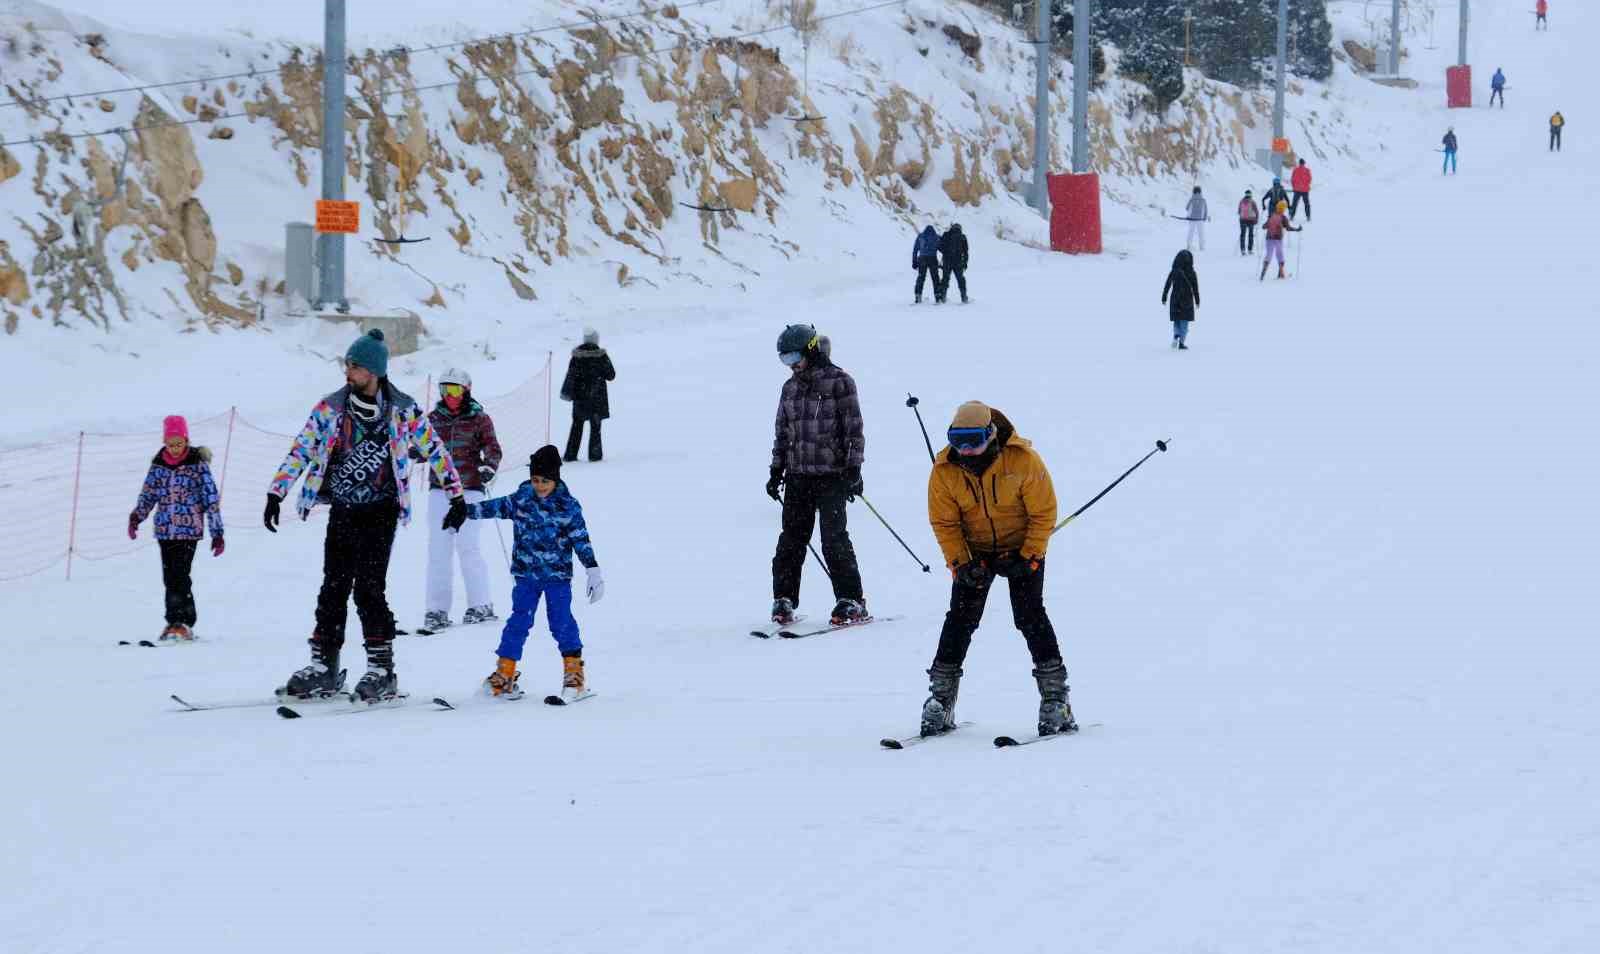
[315,0,348,313]
[1030,0,1050,218]
[1389,0,1401,75]
[1458,0,1469,65]
[1273,0,1288,142]
[1071,0,1089,173]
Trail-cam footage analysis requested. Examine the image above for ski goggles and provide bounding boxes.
[946,426,993,451]
[440,383,466,398]
[778,351,805,367]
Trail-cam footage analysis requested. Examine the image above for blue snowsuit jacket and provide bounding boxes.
[467,480,597,581]
[913,227,940,265]
[1491,71,1505,90]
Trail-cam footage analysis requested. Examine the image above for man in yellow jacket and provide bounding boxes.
[923,401,1076,738]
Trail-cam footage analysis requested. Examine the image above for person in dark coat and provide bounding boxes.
[1262,177,1290,218]
[1161,249,1200,350]
[560,328,616,462]
[912,225,941,304]
[935,224,970,304]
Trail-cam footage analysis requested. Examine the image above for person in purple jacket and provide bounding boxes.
[128,415,224,642]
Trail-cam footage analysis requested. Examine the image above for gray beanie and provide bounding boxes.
[582,327,599,345]
[346,329,388,377]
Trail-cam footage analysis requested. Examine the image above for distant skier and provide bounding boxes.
[1162,250,1200,350]
[920,401,1073,739]
[1442,128,1458,175]
[1550,111,1564,151]
[445,445,603,703]
[912,225,940,304]
[1262,176,1290,218]
[128,415,224,642]
[1237,189,1260,255]
[1490,68,1506,108]
[421,367,503,633]
[1290,158,1313,221]
[936,223,969,304]
[560,327,615,462]
[1184,186,1209,251]
[767,324,867,627]
[1260,200,1302,281]
[1536,0,1548,30]
[265,329,465,703]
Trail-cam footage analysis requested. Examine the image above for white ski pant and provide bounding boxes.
[426,488,491,614]
[1186,220,1205,250]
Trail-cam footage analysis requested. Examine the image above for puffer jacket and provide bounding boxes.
[913,226,940,265]
[132,446,224,541]
[939,226,969,270]
[268,382,461,525]
[1162,250,1200,322]
[1291,164,1312,192]
[771,355,865,476]
[560,344,616,419]
[467,480,597,581]
[927,409,1057,565]
[427,397,503,491]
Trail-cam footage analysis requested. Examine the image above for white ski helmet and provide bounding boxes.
[439,367,471,390]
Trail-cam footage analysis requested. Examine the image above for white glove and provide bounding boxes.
[585,565,605,604]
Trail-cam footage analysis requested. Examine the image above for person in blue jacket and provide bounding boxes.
[447,445,604,702]
[1490,68,1506,108]
[1442,128,1458,174]
[912,225,941,304]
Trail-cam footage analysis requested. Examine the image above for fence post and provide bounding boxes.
[66,431,85,581]
[218,406,238,503]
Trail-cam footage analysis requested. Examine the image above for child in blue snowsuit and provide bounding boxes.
[451,445,603,700]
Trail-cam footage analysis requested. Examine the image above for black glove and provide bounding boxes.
[843,466,863,501]
[263,494,282,533]
[766,467,785,502]
[952,558,991,588]
[443,496,469,532]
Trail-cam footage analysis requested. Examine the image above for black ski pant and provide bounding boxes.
[1239,221,1256,253]
[158,539,199,627]
[1490,88,1504,108]
[313,500,400,660]
[565,413,603,462]
[1551,128,1562,151]
[913,257,939,298]
[938,266,968,302]
[1290,191,1311,220]
[772,474,863,605]
[933,554,1062,669]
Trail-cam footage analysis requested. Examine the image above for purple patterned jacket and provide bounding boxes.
[132,447,224,541]
[771,357,865,476]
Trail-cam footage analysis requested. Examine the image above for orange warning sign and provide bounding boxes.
[315,200,360,234]
[1271,137,1290,154]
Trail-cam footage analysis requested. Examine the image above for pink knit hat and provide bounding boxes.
[163,415,189,441]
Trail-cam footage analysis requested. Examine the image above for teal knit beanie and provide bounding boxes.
[346,329,388,377]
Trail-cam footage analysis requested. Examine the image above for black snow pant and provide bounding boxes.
[565,413,604,462]
[158,539,199,627]
[1239,221,1256,253]
[933,554,1062,669]
[312,500,400,664]
[772,474,863,606]
[1290,191,1311,221]
[914,257,939,299]
[938,266,968,302]
[1551,128,1562,151]
[1490,88,1504,108]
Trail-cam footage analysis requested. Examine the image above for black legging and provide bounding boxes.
[1239,221,1256,253]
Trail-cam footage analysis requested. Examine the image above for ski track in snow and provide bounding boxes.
[4,1,1599,951]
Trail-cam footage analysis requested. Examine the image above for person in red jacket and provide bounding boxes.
[1536,0,1548,30]
[1290,159,1312,222]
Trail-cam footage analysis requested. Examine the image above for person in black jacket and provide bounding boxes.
[1161,249,1200,350]
[935,224,970,304]
[560,328,616,462]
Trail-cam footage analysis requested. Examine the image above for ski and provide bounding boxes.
[121,640,159,647]
[171,673,351,711]
[993,722,1100,747]
[777,614,903,639]
[750,614,808,638]
[544,690,596,706]
[276,692,411,719]
[880,721,975,749]
[122,637,199,647]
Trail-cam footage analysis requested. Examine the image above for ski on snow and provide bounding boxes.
[171,672,352,711]
[756,614,903,640]
[276,693,411,719]
[428,690,594,709]
[880,721,975,749]
[993,722,1101,747]
[749,614,808,638]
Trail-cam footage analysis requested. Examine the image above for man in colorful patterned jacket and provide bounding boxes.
[264,330,464,703]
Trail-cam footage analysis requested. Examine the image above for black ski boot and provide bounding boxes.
[280,641,344,699]
[353,640,400,703]
[830,598,868,625]
[771,597,797,625]
[1033,660,1078,736]
[920,662,962,737]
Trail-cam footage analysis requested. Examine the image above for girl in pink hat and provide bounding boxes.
[128,415,225,641]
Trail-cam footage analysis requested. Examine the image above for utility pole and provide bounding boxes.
[1273,0,1288,142]
[315,0,349,313]
[1389,0,1401,75]
[1458,0,1469,65]
[1071,0,1089,173]
[1030,0,1050,218]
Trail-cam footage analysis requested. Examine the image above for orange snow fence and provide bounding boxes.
[1048,172,1102,255]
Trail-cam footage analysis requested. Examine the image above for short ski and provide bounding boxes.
[172,674,350,712]
[993,722,1100,747]
[777,614,903,639]
[750,614,808,638]
[880,721,975,749]
[121,640,158,647]
[544,690,596,706]
[276,692,410,719]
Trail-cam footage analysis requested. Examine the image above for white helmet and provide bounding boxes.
[439,367,471,389]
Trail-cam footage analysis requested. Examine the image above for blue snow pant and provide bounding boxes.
[1172,319,1190,343]
[495,577,581,660]
[1442,149,1457,174]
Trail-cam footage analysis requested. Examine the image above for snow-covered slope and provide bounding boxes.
[4,1,1598,952]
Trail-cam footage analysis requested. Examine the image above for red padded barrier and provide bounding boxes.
[1047,172,1102,254]
[1447,65,1472,108]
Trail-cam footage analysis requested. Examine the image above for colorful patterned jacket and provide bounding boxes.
[132,447,224,541]
[467,480,597,581]
[771,355,865,476]
[268,383,462,524]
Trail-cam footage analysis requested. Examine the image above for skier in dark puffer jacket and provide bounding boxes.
[912,225,941,304]
[1162,249,1200,350]
[936,223,969,304]
[560,327,616,462]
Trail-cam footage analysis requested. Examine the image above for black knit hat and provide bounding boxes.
[529,445,563,481]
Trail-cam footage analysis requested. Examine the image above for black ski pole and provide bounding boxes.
[774,495,832,580]
[857,493,931,572]
[906,393,936,463]
[1052,439,1171,534]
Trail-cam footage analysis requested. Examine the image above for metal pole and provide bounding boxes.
[1030,0,1050,218]
[315,0,348,313]
[1071,0,1089,173]
[1458,0,1468,66]
[1273,0,1288,141]
[1389,0,1401,75]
